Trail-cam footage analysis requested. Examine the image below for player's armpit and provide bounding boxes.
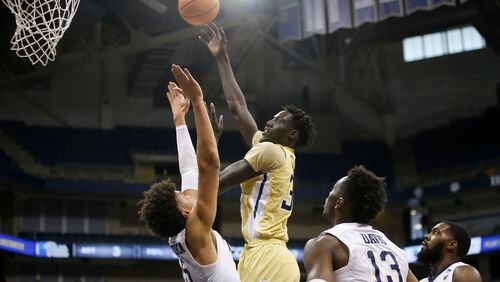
[218,159,260,194]
[304,236,336,282]
[452,265,482,282]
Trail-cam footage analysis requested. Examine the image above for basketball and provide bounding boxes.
[178,0,220,26]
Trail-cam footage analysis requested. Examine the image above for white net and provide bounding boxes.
[2,0,80,66]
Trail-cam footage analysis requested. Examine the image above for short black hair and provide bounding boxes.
[282,105,316,148]
[442,221,471,258]
[138,179,186,239]
[343,165,387,224]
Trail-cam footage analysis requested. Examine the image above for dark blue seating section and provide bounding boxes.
[0,149,18,171]
[0,121,174,165]
[295,142,393,185]
[0,120,394,184]
[413,107,500,172]
[0,148,43,187]
[0,121,249,166]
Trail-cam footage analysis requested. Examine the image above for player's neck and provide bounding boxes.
[270,134,296,148]
[333,216,355,226]
[275,139,295,149]
[430,256,460,279]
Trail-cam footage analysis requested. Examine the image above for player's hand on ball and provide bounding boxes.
[171,64,203,104]
[199,22,227,58]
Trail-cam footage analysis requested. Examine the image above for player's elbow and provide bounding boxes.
[198,153,220,172]
[227,100,247,114]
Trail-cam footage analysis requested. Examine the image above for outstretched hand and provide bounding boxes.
[207,102,223,143]
[198,22,227,58]
[166,82,190,123]
[171,64,203,104]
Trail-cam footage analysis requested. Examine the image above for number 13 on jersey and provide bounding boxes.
[367,250,403,282]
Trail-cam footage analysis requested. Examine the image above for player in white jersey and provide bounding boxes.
[138,65,239,282]
[304,165,419,282]
[418,221,482,282]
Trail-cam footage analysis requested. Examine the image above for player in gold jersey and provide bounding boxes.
[200,22,317,282]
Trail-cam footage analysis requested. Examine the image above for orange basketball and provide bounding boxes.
[178,0,220,26]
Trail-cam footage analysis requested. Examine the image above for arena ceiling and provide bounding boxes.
[0,0,499,144]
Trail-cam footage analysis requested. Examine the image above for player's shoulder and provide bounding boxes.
[453,264,482,282]
[252,141,287,158]
[305,233,343,254]
[305,232,350,271]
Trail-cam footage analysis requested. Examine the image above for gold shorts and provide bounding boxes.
[238,240,300,282]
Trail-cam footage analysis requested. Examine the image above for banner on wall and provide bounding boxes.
[429,0,456,9]
[481,235,500,253]
[405,0,430,15]
[0,233,36,256]
[278,0,303,43]
[326,0,352,33]
[1,233,500,262]
[140,245,177,260]
[279,0,463,42]
[302,0,327,38]
[36,241,70,258]
[379,0,404,20]
[353,0,378,27]
[73,243,135,259]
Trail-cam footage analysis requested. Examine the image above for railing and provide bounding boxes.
[0,128,136,182]
[0,128,49,177]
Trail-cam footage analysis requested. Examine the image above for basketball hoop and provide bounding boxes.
[2,0,81,66]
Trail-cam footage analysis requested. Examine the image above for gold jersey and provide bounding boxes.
[241,131,295,245]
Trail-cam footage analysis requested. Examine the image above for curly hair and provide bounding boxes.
[138,179,186,239]
[282,105,317,148]
[442,221,471,258]
[343,165,387,224]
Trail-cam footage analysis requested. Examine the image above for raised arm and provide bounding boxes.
[171,65,220,234]
[167,83,199,193]
[199,22,258,146]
